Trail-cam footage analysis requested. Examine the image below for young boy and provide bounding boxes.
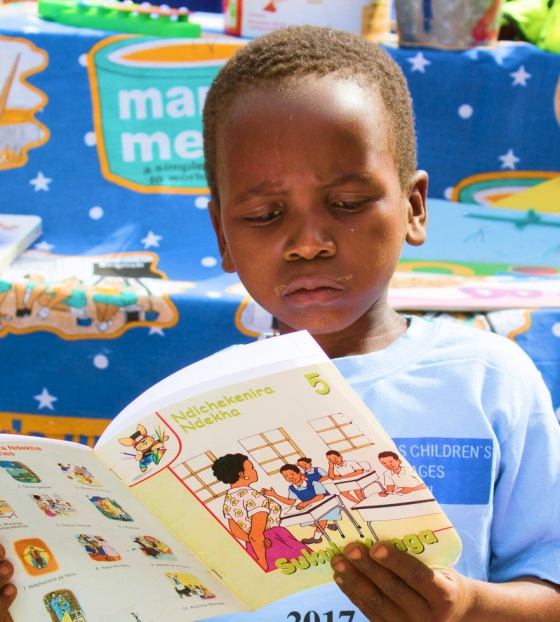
[2,24,560,621]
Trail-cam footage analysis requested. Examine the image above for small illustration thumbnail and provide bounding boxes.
[58,463,103,487]
[14,537,59,576]
[43,589,87,622]
[30,494,77,518]
[0,497,17,519]
[165,572,216,600]
[0,460,41,483]
[76,534,121,562]
[88,496,133,521]
[132,535,176,560]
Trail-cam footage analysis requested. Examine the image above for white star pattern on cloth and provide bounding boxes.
[499,149,521,169]
[29,172,52,191]
[33,388,58,410]
[407,52,431,73]
[510,65,531,86]
[141,231,162,249]
[34,241,55,252]
[466,45,514,65]
[149,326,165,336]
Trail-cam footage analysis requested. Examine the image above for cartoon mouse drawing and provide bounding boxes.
[118,424,168,472]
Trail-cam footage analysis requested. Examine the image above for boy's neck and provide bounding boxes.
[278,309,408,359]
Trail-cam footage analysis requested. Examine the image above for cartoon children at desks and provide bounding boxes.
[262,464,341,546]
[212,453,311,571]
[325,450,367,504]
[296,457,329,484]
[377,450,427,496]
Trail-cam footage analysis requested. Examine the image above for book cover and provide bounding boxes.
[0,214,42,274]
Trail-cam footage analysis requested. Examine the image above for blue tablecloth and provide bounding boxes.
[1,5,559,446]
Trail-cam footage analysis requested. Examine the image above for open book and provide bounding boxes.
[0,214,42,274]
[0,331,462,621]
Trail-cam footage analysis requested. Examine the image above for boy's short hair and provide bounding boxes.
[203,25,417,205]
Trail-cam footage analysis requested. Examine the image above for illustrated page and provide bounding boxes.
[0,435,249,622]
[94,332,462,611]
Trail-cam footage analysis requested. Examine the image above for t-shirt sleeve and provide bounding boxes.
[489,363,560,584]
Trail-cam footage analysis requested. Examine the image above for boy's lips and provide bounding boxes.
[277,277,349,305]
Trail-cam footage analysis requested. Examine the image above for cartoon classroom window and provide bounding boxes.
[308,413,374,454]
[172,451,224,503]
[238,427,305,476]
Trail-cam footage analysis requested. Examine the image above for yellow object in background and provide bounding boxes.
[490,175,560,213]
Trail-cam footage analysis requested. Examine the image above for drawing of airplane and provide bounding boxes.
[464,208,560,230]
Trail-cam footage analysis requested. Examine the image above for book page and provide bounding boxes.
[0,434,249,621]
[94,331,462,611]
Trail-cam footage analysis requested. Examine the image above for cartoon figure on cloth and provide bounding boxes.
[262,463,341,546]
[35,277,91,326]
[13,273,47,318]
[92,278,140,333]
[118,424,168,472]
[212,453,312,572]
[0,280,11,326]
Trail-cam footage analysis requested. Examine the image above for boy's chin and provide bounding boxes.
[276,315,355,337]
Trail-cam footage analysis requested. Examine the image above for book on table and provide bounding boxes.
[0,330,462,621]
[0,214,42,274]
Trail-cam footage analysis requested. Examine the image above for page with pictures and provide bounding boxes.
[0,435,249,622]
[94,331,463,612]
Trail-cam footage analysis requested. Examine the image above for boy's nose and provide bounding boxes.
[283,218,336,261]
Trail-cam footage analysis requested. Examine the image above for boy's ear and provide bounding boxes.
[208,199,236,273]
[405,170,428,247]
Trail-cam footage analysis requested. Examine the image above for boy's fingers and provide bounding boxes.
[0,560,13,586]
[0,560,16,622]
[365,542,454,604]
[332,556,406,621]
[332,543,420,621]
[336,543,433,619]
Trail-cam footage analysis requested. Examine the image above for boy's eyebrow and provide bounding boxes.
[234,180,286,201]
[320,172,381,187]
[236,172,380,201]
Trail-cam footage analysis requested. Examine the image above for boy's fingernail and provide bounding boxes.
[1,584,15,597]
[346,545,363,561]
[0,563,10,576]
[332,559,346,573]
[371,544,388,560]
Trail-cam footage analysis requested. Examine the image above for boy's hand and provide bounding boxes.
[0,544,16,622]
[331,541,473,621]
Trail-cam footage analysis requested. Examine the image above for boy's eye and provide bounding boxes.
[330,200,369,210]
[243,209,282,223]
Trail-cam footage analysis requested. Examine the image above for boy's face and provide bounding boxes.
[282,468,304,485]
[380,456,401,471]
[210,75,427,349]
